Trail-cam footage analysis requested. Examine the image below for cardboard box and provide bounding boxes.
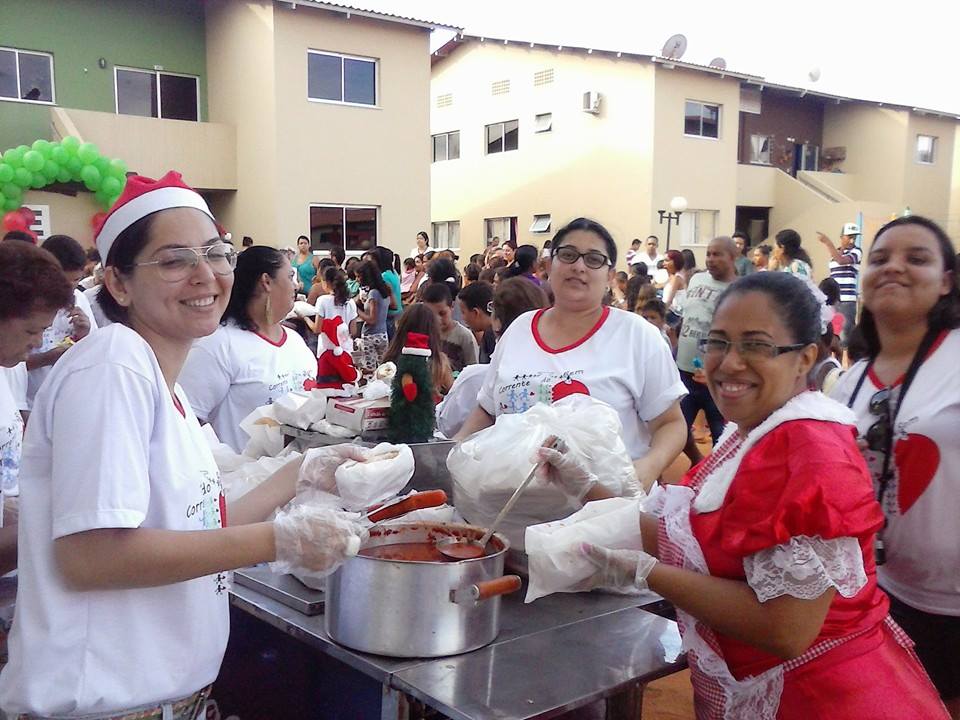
[326,396,391,434]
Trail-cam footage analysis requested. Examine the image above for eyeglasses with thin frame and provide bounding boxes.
[697,337,807,360]
[553,245,611,270]
[134,240,237,282]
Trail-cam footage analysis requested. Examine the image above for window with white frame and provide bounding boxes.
[486,120,519,154]
[485,217,517,246]
[0,47,54,103]
[431,221,461,250]
[916,134,937,164]
[115,67,199,121]
[309,205,378,254]
[432,131,460,162]
[684,100,720,138]
[679,209,719,246]
[307,50,376,106]
[749,134,772,164]
[530,214,551,233]
[534,113,552,133]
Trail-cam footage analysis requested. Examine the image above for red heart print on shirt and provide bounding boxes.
[551,379,590,403]
[893,433,939,514]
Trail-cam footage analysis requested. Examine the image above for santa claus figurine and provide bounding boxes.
[314,316,361,390]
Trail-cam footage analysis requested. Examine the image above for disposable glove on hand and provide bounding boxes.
[271,504,367,578]
[534,441,598,502]
[298,444,371,495]
[575,543,658,592]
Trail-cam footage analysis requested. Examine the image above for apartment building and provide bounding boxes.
[1,0,448,251]
[430,35,960,273]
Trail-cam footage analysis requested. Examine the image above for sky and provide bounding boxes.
[359,0,960,114]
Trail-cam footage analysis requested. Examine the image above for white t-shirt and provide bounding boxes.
[0,363,27,412]
[478,308,687,459]
[0,324,229,716]
[26,288,99,409]
[83,285,112,329]
[830,329,960,615]
[0,368,21,508]
[436,363,489,438]
[179,323,316,452]
[675,272,732,373]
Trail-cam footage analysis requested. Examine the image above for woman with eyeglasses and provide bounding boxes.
[830,216,960,718]
[179,245,317,453]
[0,173,367,718]
[564,271,947,720]
[456,217,687,494]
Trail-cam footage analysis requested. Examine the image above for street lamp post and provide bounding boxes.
[658,196,688,251]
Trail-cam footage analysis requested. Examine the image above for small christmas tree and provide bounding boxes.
[388,332,435,443]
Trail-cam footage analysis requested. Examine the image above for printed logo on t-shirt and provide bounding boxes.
[186,469,225,530]
[266,369,314,402]
[496,370,590,414]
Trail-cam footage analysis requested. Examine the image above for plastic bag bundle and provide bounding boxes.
[333,442,415,510]
[239,405,284,459]
[447,396,640,551]
[221,451,302,503]
[524,497,644,603]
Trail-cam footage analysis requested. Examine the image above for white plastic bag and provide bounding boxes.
[447,396,641,551]
[361,379,391,400]
[200,424,247,474]
[221,451,303,503]
[272,390,331,429]
[524,497,644,603]
[334,442,415,510]
[239,405,284,459]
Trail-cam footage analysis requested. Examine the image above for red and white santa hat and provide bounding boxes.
[320,316,346,356]
[94,170,214,261]
[401,332,432,357]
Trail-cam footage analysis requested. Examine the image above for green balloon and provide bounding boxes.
[50,146,68,165]
[23,150,44,173]
[108,158,128,178]
[0,165,12,183]
[31,139,51,156]
[1,183,19,199]
[56,167,71,184]
[107,194,121,209]
[61,136,80,153]
[13,168,32,187]
[2,197,20,212]
[100,176,121,197]
[42,160,59,180]
[30,172,46,189]
[81,164,101,191]
[77,142,99,165]
[4,149,23,169]
[94,157,109,176]
[15,145,29,156]
[66,156,83,178]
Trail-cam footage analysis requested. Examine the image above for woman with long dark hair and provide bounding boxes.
[505,244,541,286]
[355,260,391,372]
[383,303,453,396]
[831,215,960,717]
[179,245,316,452]
[772,229,813,277]
[306,266,358,343]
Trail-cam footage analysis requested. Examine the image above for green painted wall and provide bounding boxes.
[0,0,208,150]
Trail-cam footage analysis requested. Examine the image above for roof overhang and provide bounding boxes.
[274,1,460,32]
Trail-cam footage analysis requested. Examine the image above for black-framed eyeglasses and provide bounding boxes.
[866,388,892,452]
[553,245,611,270]
[697,337,807,360]
[134,240,237,282]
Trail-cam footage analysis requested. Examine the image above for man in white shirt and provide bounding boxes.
[635,235,668,285]
[26,235,98,409]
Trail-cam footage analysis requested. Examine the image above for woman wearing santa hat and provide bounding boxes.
[179,245,317,453]
[0,172,368,718]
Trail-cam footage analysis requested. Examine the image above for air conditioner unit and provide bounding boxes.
[582,90,601,114]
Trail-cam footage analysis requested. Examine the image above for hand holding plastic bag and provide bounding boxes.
[271,504,367,578]
[534,438,598,502]
[299,444,372,495]
[576,544,657,592]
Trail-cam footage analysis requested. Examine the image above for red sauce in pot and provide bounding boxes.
[358,542,495,562]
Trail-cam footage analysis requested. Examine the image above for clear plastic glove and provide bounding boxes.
[534,438,598,502]
[298,444,371,495]
[575,542,658,591]
[271,504,367,577]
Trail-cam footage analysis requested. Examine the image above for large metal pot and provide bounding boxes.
[325,522,520,657]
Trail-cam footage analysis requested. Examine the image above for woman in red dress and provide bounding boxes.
[543,271,948,719]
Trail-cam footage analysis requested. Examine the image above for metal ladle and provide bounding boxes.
[438,437,564,560]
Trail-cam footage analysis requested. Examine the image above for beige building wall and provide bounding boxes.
[271,6,431,251]
[21,190,102,248]
[950,125,960,239]
[205,0,280,243]
[902,114,956,224]
[431,41,656,267]
[651,66,741,262]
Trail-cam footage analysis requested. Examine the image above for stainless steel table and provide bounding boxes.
[229,570,685,720]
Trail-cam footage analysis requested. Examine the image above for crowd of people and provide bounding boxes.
[0,169,956,720]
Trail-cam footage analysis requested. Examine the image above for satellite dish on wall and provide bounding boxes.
[708,57,727,69]
[661,34,688,60]
[808,67,821,82]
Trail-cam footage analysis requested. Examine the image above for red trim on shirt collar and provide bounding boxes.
[531,306,610,354]
[867,329,949,388]
[172,394,186,418]
[253,327,288,348]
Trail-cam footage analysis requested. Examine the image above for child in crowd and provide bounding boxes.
[640,299,676,352]
[421,283,478,373]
